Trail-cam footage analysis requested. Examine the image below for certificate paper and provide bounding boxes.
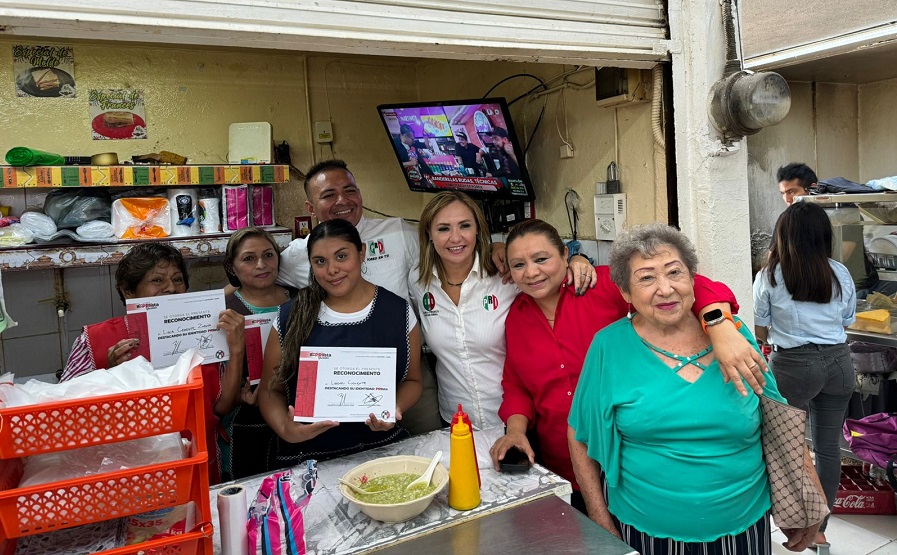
[126,290,228,368]
[244,313,277,385]
[293,347,396,423]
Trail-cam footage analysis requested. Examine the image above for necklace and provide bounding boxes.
[640,338,713,371]
[445,280,464,287]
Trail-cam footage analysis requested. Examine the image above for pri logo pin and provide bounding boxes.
[368,240,384,255]
[422,292,437,312]
[482,294,499,311]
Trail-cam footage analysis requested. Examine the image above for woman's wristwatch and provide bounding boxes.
[700,309,742,334]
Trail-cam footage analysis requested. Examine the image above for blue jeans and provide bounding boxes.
[769,342,854,532]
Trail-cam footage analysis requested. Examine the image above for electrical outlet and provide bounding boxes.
[559,144,574,159]
[314,121,333,144]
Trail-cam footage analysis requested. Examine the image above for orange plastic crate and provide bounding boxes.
[0,522,213,555]
[0,450,208,539]
[0,366,206,459]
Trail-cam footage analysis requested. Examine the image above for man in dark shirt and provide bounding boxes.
[777,162,897,298]
[453,131,486,176]
[488,127,521,179]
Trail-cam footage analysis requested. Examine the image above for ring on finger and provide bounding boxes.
[748,362,758,369]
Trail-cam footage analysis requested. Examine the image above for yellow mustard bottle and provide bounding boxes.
[448,413,481,510]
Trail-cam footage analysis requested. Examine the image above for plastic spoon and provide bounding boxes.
[406,450,443,490]
[339,478,391,495]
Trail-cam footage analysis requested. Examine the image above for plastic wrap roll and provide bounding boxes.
[218,485,249,555]
[167,188,199,237]
[5,146,65,166]
[222,185,250,232]
[199,197,222,234]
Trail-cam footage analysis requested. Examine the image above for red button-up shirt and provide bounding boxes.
[498,266,738,487]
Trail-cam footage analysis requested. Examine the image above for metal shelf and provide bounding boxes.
[0,226,293,271]
[1,164,288,188]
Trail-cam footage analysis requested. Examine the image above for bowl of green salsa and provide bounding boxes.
[339,454,448,522]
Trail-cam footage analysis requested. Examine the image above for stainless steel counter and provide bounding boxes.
[375,495,637,555]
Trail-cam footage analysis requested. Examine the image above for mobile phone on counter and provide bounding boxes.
[499,447,530,473]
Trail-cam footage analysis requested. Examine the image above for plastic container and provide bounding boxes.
[339,455,448,523]
[448,405,480,511]
[0,365,207,458]
[0,365,212,555]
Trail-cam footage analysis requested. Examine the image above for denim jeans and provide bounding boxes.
[769,342,854,532]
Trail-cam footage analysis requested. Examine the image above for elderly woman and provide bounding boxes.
[410,191,596,429]
[490,219,766,514]
[61,242,246,485]
[221,227,296,480]
[568,223,819,553]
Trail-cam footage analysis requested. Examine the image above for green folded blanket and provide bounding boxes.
[5,147,65,166]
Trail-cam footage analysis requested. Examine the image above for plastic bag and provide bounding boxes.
[843,412,897,490]
[19,211,57,235]
[0,223,34,246]
[248,462,317,555]
[44,188,112,229]
[112,197,171,238]
[18,432,187,487]
[124,502,196,545]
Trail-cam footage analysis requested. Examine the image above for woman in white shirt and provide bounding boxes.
[410,191,595,429]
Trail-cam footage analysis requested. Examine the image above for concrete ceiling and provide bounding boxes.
[741,0,897,84]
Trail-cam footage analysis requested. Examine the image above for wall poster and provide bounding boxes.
[14,45,76,98]
[89,89,148,140]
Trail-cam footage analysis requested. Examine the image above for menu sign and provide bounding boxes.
[14,45,76,98]
[89,88,148,140]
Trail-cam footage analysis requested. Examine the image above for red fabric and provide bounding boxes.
[499,267,737,488]
[84,316,222,485]
[84,316,129,370]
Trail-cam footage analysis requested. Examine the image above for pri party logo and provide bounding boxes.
[422,292,437,312]
[368,240,384,256]
[483,294,498,311]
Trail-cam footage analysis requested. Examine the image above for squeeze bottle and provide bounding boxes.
[448,405,481,510]
[450,404,481,486]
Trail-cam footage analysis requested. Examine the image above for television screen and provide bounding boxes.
[377,98,535,201]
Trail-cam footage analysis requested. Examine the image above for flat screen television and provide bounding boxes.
[377,98,535,201]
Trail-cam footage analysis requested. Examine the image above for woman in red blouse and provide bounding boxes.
[489,220,767,512]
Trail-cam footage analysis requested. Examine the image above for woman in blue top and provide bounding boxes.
[258,219,423,469]
[753,202,856,547]
[568,223,819,554]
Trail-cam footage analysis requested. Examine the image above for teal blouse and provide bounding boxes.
[568,317,785,542]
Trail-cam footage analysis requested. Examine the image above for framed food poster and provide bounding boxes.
[89,89,148,140]
[14,45,76,98]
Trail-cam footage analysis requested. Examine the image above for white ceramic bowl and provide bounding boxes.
[339,454,448,522]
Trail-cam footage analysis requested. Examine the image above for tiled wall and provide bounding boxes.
[0,261,227,379]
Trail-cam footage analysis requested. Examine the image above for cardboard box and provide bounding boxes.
[832,466,896,515]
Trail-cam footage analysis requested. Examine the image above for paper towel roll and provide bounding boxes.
[167,188,199,237]
[199,198,222,234]
[218,485,249,555]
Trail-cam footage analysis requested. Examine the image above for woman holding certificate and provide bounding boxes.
[259,219,423,468]
[221,227,296,480]
[61,242,248,484]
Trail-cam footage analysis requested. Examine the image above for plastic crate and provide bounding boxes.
[0,366,206,458]
[0,449,208,538]
[0,523,213,555]
[832,465,897,515]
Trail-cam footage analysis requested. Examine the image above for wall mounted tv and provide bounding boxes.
[377,98,535,201]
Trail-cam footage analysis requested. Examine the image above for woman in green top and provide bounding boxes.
[567,223,820,554]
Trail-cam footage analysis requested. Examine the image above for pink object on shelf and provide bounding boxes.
[252,185,275,227]
[222,185,250,232]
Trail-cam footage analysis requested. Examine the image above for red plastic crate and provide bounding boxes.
[0,523,213,555]
[832,466,897,515]
[0,366,207,458]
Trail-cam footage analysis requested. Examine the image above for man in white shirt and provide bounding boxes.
[278,159,440,434]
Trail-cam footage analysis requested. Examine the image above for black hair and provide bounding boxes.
[115,243,189,304]
[274,219,365,386]
[304,159,350,199]
[223,227,281,287]
[767,202,841,303]
[776,162,817,190]
[400,124,414,137]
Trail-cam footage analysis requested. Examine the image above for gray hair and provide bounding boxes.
[609,223,698,293]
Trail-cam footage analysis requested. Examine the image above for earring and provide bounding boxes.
[627,304,635,320]
[361,260,368,274]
